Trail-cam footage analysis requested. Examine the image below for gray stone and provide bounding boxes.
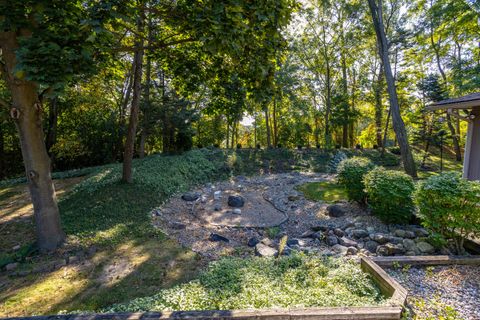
[326,204,347,217]
[300,230,315,238]
[413,228,429,237]
[333,228,345,237]
[389,236,404,244]
[287,238,300,247]
[417,241,435,254]
[228,195,245,208]
[5,263,18,271]
[261,238,275,246]
[365,240,379,253]
[394,229,406,238]
[372,233,390,244]
[182,192,200,201]
[366,227,375,233]
[332,244,348,254]
[338,237,358,248]
[385,243,405,255]
[233,208,242,214]
[214,203,222,211]
[12,245,21,251]
[326,236,339,246]
[209,233,229,242]
[376,245,389,256]
[255,243,278,257]
[247,237,260,247]
[311,225,329,232]
[404,231,416,239]
[402,239,417,252]
[352,229,369,239]
[68,256,79,264]
[347,247,358,255]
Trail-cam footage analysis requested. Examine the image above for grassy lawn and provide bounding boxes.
[296,181,348,202]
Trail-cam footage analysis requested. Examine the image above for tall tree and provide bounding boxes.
[368,0,417,177]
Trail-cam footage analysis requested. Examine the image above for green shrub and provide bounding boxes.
[415,172,480,254]
[363,167,415,224]
[337,157,376,203]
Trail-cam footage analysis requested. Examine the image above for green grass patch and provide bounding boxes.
[103,254,387,312]
[296,181,348,202]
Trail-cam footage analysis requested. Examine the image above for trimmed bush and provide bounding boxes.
[337,157,375,202]
[415,172,480,254]
[363,167,415,224]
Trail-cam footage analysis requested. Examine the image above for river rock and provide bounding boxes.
[385,243,405,255]
[332,244,348,255]
[338,237,358,248]
[394,229,406,238]
[182,192,200,201]
[333,228,345,237]
[352,229,369,239]
[402,239,417,252]
[365,240,379,253]
[326,204,347,217]
[247,237,260,247]
[228,195,245,208]
[372,233,390,244]
[209,233,229,242]
[347,247,358,255]
[255,243,278,257]
[417,241,435,254]
[326,236,339,246]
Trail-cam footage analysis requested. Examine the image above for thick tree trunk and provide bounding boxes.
[1,31,65,252]
[0,121,4,178]
[341,47,349,148]
[122,13,145,183]
[273,96,278,147]
[368,0,417,177]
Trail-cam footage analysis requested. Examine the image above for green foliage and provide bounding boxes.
[363,167,415,224]
[103,254,386,312]
[296,181,348,203]
[337,157,375,203]
[415,172,480,253]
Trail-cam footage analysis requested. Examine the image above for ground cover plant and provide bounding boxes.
[103,254,388,312]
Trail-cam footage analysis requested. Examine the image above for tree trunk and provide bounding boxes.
[368,0,417,177]
[122,13,145,183]
[264,104,271,148]
[1,31,65,252]
[273,96,278,147]
[341,43,349,148]
[375,65,384,148]
[139,17,153,159]
[45,97,58,155]
[0,121,4,179]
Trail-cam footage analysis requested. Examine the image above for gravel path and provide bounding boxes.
[388,265,480,320]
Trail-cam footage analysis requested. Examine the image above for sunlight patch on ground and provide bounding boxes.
[296,181,347,203]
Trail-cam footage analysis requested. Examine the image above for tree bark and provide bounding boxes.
[368,0,417,177]
[374,64,384,148]
[122,12,145,183]
[1,30,65,252]
[45,97,58,157]
[264,104,271,148]
[0,120,4,178]
[273,96,278,147]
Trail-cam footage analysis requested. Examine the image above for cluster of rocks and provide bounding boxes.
[2,246,97,276]
[300,209,435,257]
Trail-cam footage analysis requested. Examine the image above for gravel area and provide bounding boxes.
[388,265,480,320]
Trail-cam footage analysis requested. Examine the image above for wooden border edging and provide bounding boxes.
[2,307,403,320]
[371,255,480,267]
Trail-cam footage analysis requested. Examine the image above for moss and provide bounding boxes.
[296,181,348,202]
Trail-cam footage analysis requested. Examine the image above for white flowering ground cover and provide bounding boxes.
[103,254,388,312]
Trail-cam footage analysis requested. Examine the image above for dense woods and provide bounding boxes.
[0,0,479,251]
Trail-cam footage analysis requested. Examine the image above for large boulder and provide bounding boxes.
[372,233,390,244]
[326,236,339,246]
[228,195,245,208]
[332,244,348,255]
[385,243,405,255]
[365,240,380,253]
